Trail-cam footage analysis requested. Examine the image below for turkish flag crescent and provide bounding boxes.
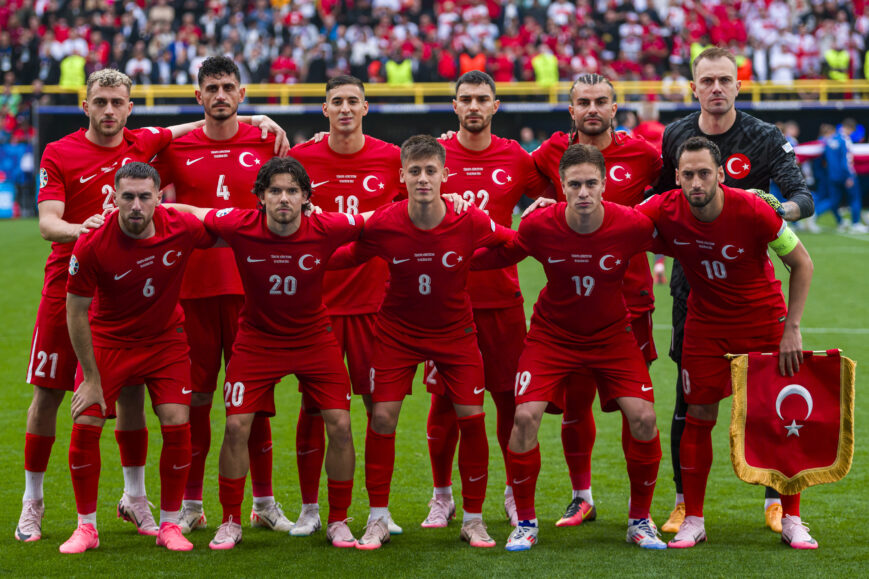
[729,350,856,495]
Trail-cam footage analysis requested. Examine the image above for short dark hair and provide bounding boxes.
[326,75,365,97]
[676,136,722,167]
[252,157,312,202]
[559,144,606,180]
[400,134,446,165]
[198,56,240,86]
[114,162,160,190]
[455,70,496,98]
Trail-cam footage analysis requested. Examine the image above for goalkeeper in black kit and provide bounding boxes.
[653,47,815,535]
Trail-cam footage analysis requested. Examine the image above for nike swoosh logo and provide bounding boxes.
[448,172,458,177]
[173,463,192,470]
[311,180,329,189]
[181,387,192,394]
[673,239,691,245]
[674,415,686,421]
[346,393,352,400]
[512,476,531,485]
[79,174,97,183]
[641,385,653,392]
[547,258,566,263]
[426,434,438,440]
[298,449,318,456]
[638,341,649,351]
[114,270,132,280]
[71,464,92,470]
[643,479,657,486]
[186,157,204,166]
[469,475,485,482]
[561,418,579,425]
[681,466,695,470]
[247,257,266,263]
[191,450,202,457]
[261,443,273,453]
[392,257,410,264]
[473,387,485,394]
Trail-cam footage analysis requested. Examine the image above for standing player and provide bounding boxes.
[173,157,365,550]
[153,56,292,535]
[531,73,662,525]
[474,144,665,552]
[19,69,210,543]
[332,135,514,550]
[61,162,216,553]
[654,47,815,534]
[421,70,549,528]
[638,137,815,549]
[287,75,404,536]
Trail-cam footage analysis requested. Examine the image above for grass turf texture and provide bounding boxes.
[1,217,867,576]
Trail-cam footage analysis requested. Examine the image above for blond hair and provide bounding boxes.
[692,47,738,79]
[86,69,133,99]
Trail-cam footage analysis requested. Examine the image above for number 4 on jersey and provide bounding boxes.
[216,174,230,200]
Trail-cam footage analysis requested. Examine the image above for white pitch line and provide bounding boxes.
[652,326,869,335]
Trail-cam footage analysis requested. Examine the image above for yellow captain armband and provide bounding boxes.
[769,223,799,256]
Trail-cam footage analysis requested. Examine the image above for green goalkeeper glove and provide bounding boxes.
[748,188,785,217]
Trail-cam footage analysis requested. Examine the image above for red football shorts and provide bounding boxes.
[681,325,783,405]
[371,323,485,406]
[26,295,78,391]
[299,313,376,397]
[631,310,657,364]
[181,295,243,394]
[75,336,192,419]
[426,305,527,396]
[224,332,351,417]
[516,328,653,412]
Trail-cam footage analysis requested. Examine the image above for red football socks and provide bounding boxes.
[115,428,148,467]
[218,475,246,523]
[327,478,353,523]
[365,424,395,508]
[24,432,54,473]
[624,430,662,520]
[508,444,541,521]
[457,413,488,513]
[160,423,191,512]
[184,403,211,501]
[781,493,800,517]
[680,415,716,518]
[248,415,273,498]
[296,407,325,504]
[69,423,102,515]
[490,390,516,481]
[562,384,596,490]
[426,393,458,488]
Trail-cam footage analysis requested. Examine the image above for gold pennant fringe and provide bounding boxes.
[729,353,856,495]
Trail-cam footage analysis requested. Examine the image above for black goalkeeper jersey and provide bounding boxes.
[655,110,814,300]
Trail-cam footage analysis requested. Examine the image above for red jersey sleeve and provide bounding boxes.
[203,207,248,242]
[133,126,173,160]
[177,209,217,249]
[66,233,98,298]
[516,143,551,199]
[471,206,515,249]
[37,143,68,205]
[751,193,787,244]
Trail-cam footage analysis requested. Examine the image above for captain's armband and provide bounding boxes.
[769,224,799,256]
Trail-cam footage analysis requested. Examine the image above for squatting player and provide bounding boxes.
[654,47,815,534]
[173,157,366,550]
[61,162,216,553]
[153,56,292,534]
[19,69,213,542]
[532,73,661,526]
[329,135,515,550]
[638,137,815,550]
[288,75,404,536]
[421,70,548,529]
[474,144,666,552]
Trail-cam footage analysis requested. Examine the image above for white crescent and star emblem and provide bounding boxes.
[121,157,134,166]
[608,165,630,182]
[442,251,462,267]
[363,175,382,192]
[599,254,620,270]
[491,169,510,186]
[239,152,260,168]
[721,245,743,260]
[298,254,319,270]
[162,250,181,266]
[725,154,751,179]
[775,384,814,437]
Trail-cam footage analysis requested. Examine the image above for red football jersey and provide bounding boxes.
[345,201,514,339]
[204,208,363,347]
[517,201,656,343]
[66,206,215,348]
[532,130,662,315]
[637,185,788,335]
[290,136,404,315]
[441,134,549,309]
[153,123,278,300]
[38,126,173,298]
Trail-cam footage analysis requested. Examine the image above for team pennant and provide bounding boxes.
[729,350,856,495]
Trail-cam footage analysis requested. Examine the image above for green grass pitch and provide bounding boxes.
[0,217,867,576]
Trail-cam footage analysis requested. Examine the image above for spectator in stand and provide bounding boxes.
[125,41,152,86]
[815,118,868,233]
[531,43,558,86]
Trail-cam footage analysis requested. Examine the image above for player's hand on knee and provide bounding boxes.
[71,380,106,419]
[522,197,556,218]
[442,193,472,213]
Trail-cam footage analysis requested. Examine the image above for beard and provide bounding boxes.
[460,114,491,134]
[576,116,611,136]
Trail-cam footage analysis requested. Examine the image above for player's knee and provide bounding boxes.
[223,416,253,447]
[512,406,541,438]
[370,409,398,434]
[628,410,657,441]
[323,411,353,447]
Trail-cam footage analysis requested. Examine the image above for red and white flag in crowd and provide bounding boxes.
[795,141,869,174]
[729,350,856,495]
